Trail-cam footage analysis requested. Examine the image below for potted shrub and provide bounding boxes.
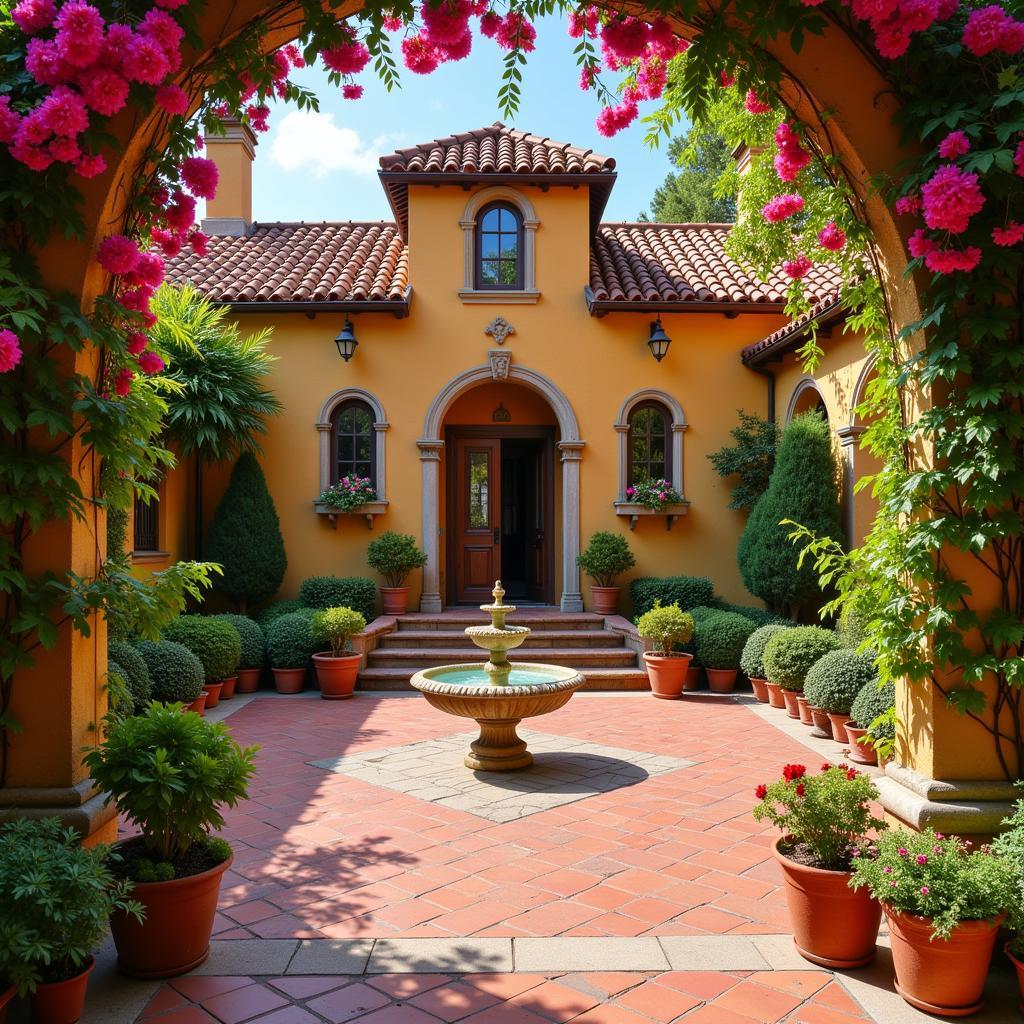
[803,649,877,746]
[215,614,265,693]
[163,616,242,707]
[762,626,839,719]
[134,639,207,715]
[694,611,757,693]
[576,531,635,615]
[108,640,152,714]
[753,763,884,969]
[993,789,1024,1011]
[84,703,257,978]
[0,818,141,1023]
[851,828,1015,1015]
[366,532,427,615]
[299,576,377,621]
[682,606,722,691]
[636,601,695,699]
[266,610,320,692]
[740,623,790,704]
[847,679,896,766]
[310,606,368,699]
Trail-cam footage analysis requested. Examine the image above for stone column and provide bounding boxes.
[836,424,865,546]
[558,441,585,613]
[417,439,444,613]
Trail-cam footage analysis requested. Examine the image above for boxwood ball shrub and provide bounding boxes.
[134,639,205,703]
[804,649,878,715]
[299,576,376,621]
[636,601,694,657]
[850,679,896,741]
[576,531,636,587]
[762,626,839,692]
[740,623,791,680]
[630,576,714,618]
[108,639,152,713]
[713,602,790,629]
[694,611,757,671]
[215,614,264,671]
[163,615,242,683]
[366,532,428,588]
[257,599,306,629]
[267,610,323,670]
[312,606,368,657]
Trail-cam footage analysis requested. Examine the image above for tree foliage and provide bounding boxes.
[707,410,780,513]
[641,128,737,223]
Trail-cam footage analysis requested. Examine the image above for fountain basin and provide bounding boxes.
[411,662,585,771]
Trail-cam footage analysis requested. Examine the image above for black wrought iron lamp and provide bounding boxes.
[648,318,672,362]
[334,318,358,362]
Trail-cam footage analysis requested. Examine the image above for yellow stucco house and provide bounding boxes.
[152,121,876,651]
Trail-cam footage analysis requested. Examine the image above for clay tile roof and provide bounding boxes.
[379,122,616,176]
[165,222,409,308]
[741,289,845,363]
[588,223,843,309]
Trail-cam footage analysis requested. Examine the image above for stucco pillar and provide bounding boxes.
[558,441,585,613]
[418,439,444,613]
[836,424,864,546]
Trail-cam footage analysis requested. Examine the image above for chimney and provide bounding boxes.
[201,119,257,237]
[731,143,766,224]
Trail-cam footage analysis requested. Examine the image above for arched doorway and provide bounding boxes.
[786,377,830,425]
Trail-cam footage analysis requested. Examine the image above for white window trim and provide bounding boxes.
[315,388,389,501]
[613,389,688,516]
[459,186,540,303]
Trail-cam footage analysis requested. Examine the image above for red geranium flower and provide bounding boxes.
[755,784,768,800]
[795,782,806,797]
[782,763,807,782]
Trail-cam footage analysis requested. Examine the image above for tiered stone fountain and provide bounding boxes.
[410,581,585,770]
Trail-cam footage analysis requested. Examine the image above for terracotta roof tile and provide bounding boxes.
[379,122,616,176]
[165,222,409,306]
[742,289,845,362]
[589,223,843,307]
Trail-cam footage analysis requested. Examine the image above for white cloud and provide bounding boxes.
[269,111,401,179]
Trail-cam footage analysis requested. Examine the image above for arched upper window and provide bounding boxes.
[628,401,671,486]
[475,202,524,290]
[331,399,376,485]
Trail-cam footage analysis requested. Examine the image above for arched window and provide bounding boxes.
[476,202,524,290]
[628,401,671,486]
[331,399,375,485]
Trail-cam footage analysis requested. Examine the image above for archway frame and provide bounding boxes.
[614,388,688,501]
[785,375,829,426]
[315,387,390,500]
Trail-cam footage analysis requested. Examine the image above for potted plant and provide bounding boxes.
[310,606,368,699]
[318,474,377,514]
[753,762,884,969]
[740,623,790,703]
[694,611,756,693]
[762,626,839,719]
[636,601,695,699]
[265,610,320,692]
[847,679,896,766]
[366,532,427,615]
[0,818,142,1023]
[626,478,683,511]
[803,649,877,746]
[163,616,242,707]
[993,788,1024,1011]
[84,703,257,978]
[215,614,265,693]
[576,531,635,614]
[851,828,1015,1015]
[134,639,207,715]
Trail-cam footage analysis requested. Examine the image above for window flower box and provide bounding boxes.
[614,500,690,531]
[313,499,389,530]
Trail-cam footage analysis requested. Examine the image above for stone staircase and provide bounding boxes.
[357,608,648,691]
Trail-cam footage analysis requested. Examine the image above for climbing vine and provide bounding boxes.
[0,0,1022,781]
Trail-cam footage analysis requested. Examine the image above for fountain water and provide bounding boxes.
[410,581,585,770]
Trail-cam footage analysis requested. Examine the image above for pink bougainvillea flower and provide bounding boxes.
[962,4,1018,55]
[907,228,937,257]
[579,65,596,90]
[595,99,638,137]
[25,37,70,86]
[720,69,735,87]
[53,0,105,68]
[322,39,371,75]
[568,7,599,38]
[924,245,982,273]
[0,97,21,145]
[873,18,912,58]
[1014,139,1024,178]
[180,156,218,200]
[139,9,185,62]
[894,193,921,216]
[744,89,772,114]
[48,135,81,163]
[11,0,56,35]
[774,121,812,181]
[342,83,364,100]
[127,251,166,290]
[420,0,471,45]
[762,193,805,222]
[155,84,190,116]
[937,129,970,159]
[189,230,208,256]
[120,286,154,313]
[0,329,23,373]
[81,68,130,116]
[382,15,404,31]
[40,85,89,137]
[154,0,189,8]
[75,152,106,178]
[97,234,141,275]
[496,12,537,51]
[122,33,171,85]
[401,34,440,73]
[818,222,847,251]
[479,11,501,37]
[114,368,134,396]
[246,104,270,133]
[600,16,650,61]
[138,350,164,375]
[783,255,813,279]
[922,164,985,233]
[127,332,148,355]
[992,222,1024,246]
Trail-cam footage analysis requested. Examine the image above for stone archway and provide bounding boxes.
[418,360,584,613]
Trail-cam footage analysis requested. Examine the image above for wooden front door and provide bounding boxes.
[452,436,502,604]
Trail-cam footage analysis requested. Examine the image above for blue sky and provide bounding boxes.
[251,15,682,225]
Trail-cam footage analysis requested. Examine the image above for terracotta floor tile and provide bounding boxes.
[248,1008,322,1024]
[307,982,392,1024]
[366,975,455,999]
[745,972,828,999]
[464,975,548,1000]
[140,1008,219,1024]
[615,981,701,1020]
[784,1005,868,1024]
[509,980,600,1022]
[568,1004,651,1024]
[804,983,867,1018]
[571,974,646,998]
[712,981,804,1022]
[408,981,503,1021]
[171,977,254,1002]
[652,972,740,1000]
[200,983,290,1024]
[267,977,352,999]
[141,986,190,1018]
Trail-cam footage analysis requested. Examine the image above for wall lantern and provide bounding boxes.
[647,319,672,363]
[334,318,358,362]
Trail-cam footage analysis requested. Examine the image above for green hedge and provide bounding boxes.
[298,576,376,621]
[739,623,791,679]
[108,640,152,713]
[630,576,714,618]
[215,614,264,670]
[163,616,242,683]
[712,602,791,629]
[134,639,204,703]
[694,611,757,671]
[762,626,839,691]
[266,611,323,670]
[804,649,878,714]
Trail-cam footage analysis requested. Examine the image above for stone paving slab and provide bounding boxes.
[310,729,695,822]
[660,935,772,971]
[514,937,669,972]
[368,938,514,973]
[289,939,375,974]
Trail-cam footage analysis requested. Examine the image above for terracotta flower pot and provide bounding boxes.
[827,712,851,745]
[809,706,834,739]
[705,668,738,693]
[844,723,878,765]
[30,958,94,1024]
[765,681,786,709]
[219,675,237,700]
[201,680,223,709]
[111,848,233,978]
[590,586,620,615]
[749,676,770,703]
[272,668,306,693]
[773,838,881,969]
[643,651,693,699]
[884,906,1004,1016]
[1004,943,1024,1013]
[0,984,14,1024]
[235,668,261,693]
[796,695,814,726]
[683,664,703,691]
[312,652,361,699]
[380,587,409,615]
[781,688,803,718]
[184,692,206,716]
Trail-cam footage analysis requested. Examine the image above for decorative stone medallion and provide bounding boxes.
[484,316,515,345]
[488,349,512,381]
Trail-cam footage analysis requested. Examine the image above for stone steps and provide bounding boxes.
[367,647,638,668]
[379,629,622,650]
[356,665,650,691]
[393,612,604,631]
